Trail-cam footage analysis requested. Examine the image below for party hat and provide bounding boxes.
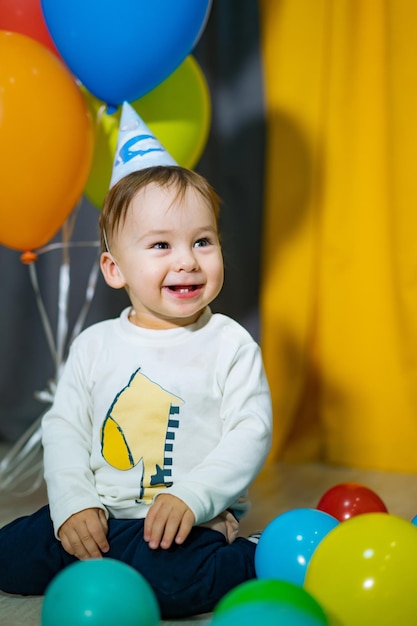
[110,101,177,188]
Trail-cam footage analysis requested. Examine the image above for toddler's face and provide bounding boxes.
[104,182,224,329]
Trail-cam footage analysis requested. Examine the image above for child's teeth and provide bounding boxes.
[169,285,197,292]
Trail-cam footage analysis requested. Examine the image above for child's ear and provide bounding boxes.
[100,252,126,289]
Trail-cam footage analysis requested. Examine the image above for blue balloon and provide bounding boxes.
[209,602,327,626]
[40,0,212,107]
[41,559,160,626]
[255,508,339,586]
[411,514,417,526]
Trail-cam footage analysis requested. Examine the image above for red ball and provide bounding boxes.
[317,482,388,521]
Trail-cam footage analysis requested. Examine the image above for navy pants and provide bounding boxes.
[0,506,256,618]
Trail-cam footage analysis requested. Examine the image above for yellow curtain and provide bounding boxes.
[259,0,417,472]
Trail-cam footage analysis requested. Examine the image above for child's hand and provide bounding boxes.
[144,494,195,550]
[58,507,109,560]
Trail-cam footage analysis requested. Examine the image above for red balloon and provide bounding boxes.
[0,0,59,56]
[317,482,388,521]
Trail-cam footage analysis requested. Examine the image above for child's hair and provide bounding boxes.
[99,166,221,252]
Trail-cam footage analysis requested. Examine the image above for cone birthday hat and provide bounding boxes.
[110,101,177,188]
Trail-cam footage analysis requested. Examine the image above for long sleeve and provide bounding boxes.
[166,337,272,524]
[42,339,106,536]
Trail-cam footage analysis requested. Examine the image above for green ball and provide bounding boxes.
[215,579,329,624]
[210,602,327,626]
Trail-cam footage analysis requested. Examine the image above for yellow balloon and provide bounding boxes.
[304,513,417,626]
[83,55,211,208]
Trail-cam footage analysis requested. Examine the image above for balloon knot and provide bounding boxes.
[20,250,39,265]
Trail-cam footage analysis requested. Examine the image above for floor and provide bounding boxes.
[1,442,417,626]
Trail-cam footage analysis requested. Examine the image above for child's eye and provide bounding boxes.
[152,242,170,250]
[194,238,211,248]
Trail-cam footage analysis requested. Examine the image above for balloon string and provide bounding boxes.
[36,241,100,255]
[96,102,108,126]
[56,262,70,374]
[28,263,58,368]
[27,241,101,369]
[0,412,45,495]
[70,254,101,345]
[0,208,101,494]
[56,216,74,374]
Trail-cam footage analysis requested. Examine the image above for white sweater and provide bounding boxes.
[42,307,272,536]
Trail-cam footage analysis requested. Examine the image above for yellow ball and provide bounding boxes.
[305,513,417,626]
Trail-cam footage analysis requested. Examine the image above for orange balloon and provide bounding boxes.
[0,31,94,253]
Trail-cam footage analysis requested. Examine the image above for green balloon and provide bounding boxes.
[214,579,329,624]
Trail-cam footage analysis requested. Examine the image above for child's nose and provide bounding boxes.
[175,247,199,272]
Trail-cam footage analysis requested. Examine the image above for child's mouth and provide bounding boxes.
[165,284,203,299]
[168,285,199,293]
